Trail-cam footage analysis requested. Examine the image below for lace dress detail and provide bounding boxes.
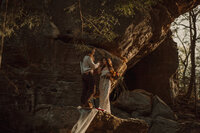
[99,67,112,113]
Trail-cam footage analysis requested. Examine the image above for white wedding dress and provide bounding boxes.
[99,67,112,113]
[71,107,98,133]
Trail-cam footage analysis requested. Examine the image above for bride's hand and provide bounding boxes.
[106,73,111,77]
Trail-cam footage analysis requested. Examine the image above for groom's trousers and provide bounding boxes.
[81,72,96,107]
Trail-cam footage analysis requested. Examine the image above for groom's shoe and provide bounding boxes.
[81,102,93,109]
[81,105,89,109]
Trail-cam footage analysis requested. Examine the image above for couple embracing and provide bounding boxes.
[81,48,119,113]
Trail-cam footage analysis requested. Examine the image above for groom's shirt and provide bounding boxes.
[82,55,100,74]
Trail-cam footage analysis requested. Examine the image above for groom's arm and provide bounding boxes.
[88,57,100,69]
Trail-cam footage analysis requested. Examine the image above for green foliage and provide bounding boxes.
[85,11,120,42]
[65,0,163,42]
[114,0,162,17]
[114,1,135,17]
[0,4,42,38]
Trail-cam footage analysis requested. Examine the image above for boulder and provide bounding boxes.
[87,111,148,133]
[151,95,176,120]
[131,115,153,127]
[114,89,152,115]
[178,122,200,133]
[111,106,131,119]
[149,116,179,133]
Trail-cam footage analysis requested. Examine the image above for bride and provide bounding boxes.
[98,58,119,113]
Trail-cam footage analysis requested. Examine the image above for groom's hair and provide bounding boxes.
[88,48,96,55]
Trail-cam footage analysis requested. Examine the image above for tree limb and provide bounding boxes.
[82,15,102,35]
[173,21,194,30]
[78,0,84,35]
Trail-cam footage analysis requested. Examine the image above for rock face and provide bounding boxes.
[124,34,179,103]
[0,40,125,110]
[149,116,179,133]
[151,96,176,120]
[1,41,83,107]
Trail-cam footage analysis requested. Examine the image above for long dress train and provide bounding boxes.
[71,107,98,133]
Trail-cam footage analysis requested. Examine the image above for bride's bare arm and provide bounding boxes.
[97,66,102,74]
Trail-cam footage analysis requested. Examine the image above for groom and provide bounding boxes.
[81,48,100,108]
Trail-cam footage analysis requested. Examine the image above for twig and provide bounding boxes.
[175,31,188,55]
[173,21,194,30]
[78,0,84,35]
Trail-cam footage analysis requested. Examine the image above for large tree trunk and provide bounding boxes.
[192,11,198,117]
[182,49,190,91]
[183,65,187,90]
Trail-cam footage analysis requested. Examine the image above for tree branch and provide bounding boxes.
[78,0,84,35]
[179,55,185,66]
[173,21,193,29]
[175,31,188,55]
[82,15,102,35]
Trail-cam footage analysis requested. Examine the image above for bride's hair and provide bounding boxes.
[107,58,114,72]
[101,57,114,73]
